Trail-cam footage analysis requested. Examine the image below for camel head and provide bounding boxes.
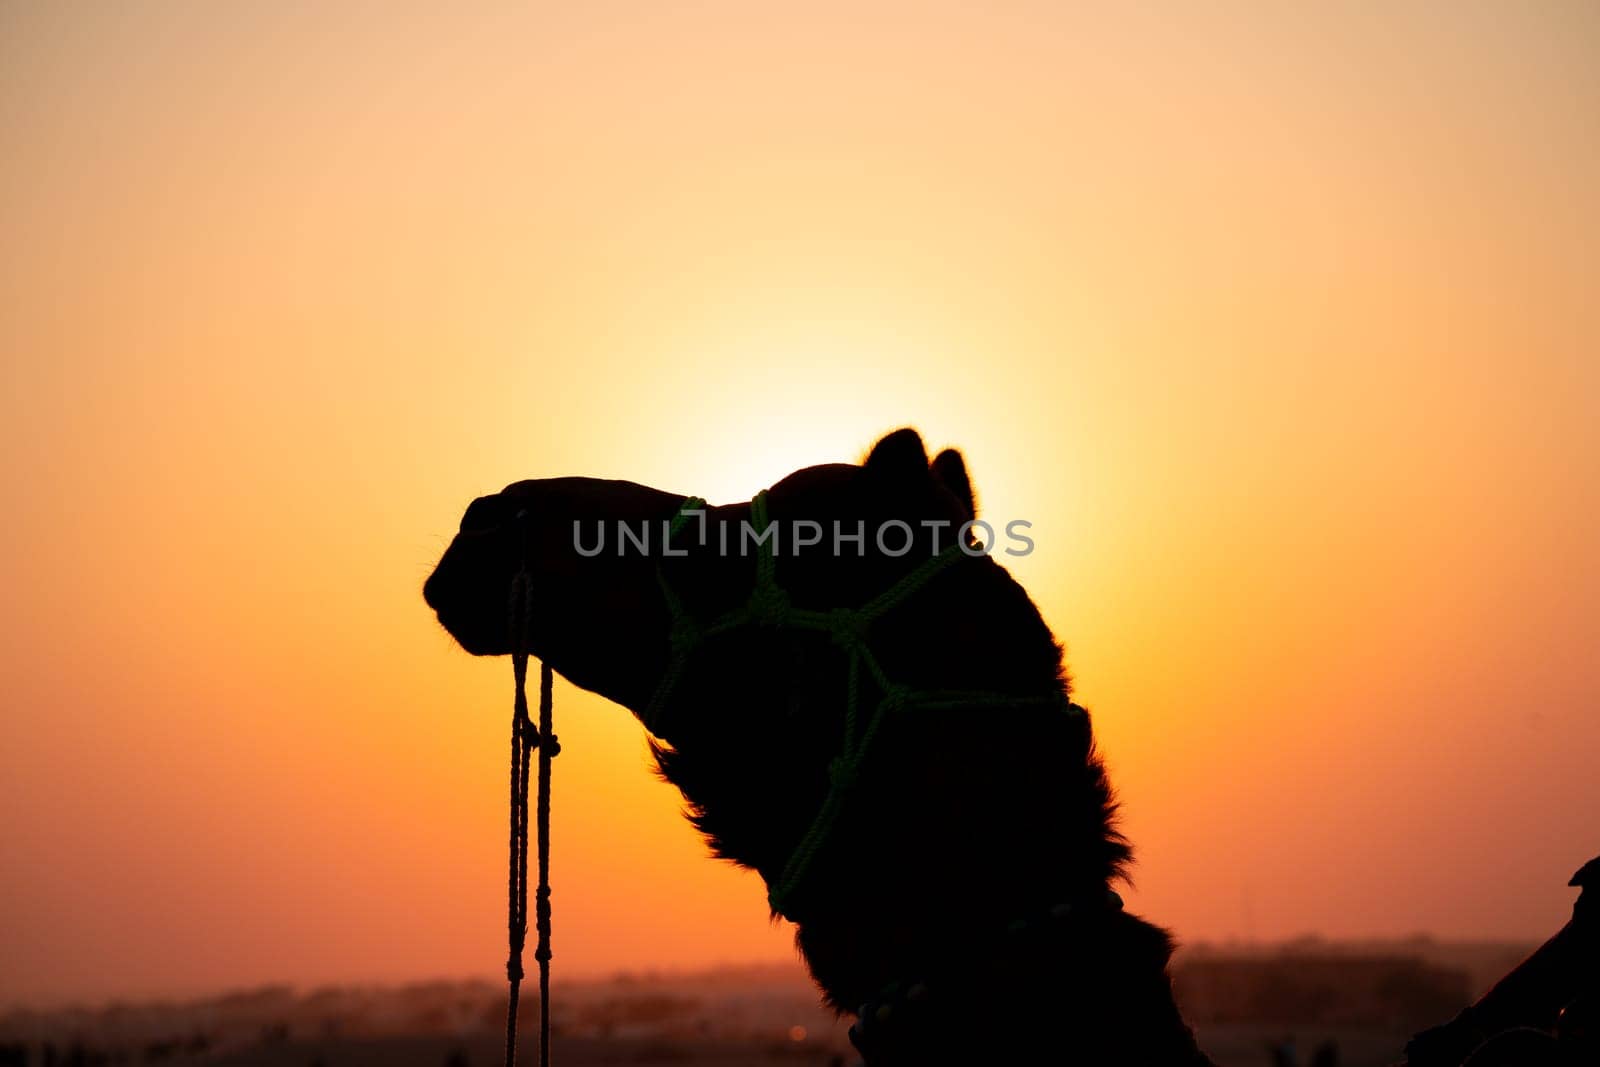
[423,428,1135,1016]
[423,427,1041,727]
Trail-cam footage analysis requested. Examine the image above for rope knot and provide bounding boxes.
[746,580,791,626]
[827,607,868,650]
[668,614,700,656]
[828,755,859,791]
[539,732,561,757]
[879,685,910,715]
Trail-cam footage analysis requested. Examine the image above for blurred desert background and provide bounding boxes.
[2,2,1596,1065]
[0,938,1549,1066]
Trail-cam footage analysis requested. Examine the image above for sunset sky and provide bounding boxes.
[2,3,1596,1008]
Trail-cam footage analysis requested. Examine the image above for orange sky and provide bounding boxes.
[2,3,1597,1008]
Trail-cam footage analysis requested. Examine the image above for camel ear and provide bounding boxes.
[930,448,975,520]
[864,427,929,479]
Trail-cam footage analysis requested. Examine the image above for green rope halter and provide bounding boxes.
[642,490,1079,920]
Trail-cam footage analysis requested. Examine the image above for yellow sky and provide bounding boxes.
[2,2,1597,1006]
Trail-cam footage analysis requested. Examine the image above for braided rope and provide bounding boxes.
[533,657,557,1063]
[507,568,558,1067]
[642,491,1082,919]
[669,497,707,541]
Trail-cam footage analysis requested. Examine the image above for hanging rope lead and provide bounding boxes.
[507,568,558,1067]
[533,651,556,1062]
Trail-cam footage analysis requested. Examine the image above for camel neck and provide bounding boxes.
[797,898,1215,1066]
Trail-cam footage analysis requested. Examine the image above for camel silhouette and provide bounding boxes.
[423,428,1595,1066]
